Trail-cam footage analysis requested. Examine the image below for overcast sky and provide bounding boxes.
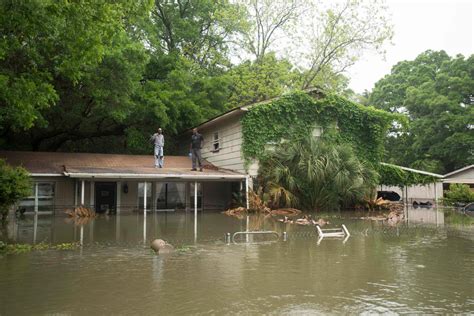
[347,0,473,94]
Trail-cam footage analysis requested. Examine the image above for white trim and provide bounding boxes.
[30,173,63,177]
[443,165,473,178]
[443,179,474,184]
[380,162,443,178]
[63,172,246,180]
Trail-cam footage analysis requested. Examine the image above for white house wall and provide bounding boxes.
[443,168,474,184]
[380,182,443,202]
[199,116,246,174]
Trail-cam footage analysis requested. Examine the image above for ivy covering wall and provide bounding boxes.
[241,91,398,164]
[241,91,437,187]
[377,163,440,187]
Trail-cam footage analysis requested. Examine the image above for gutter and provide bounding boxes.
[30,173,64,177]
[63,172,246,180]
[380,162,443,178]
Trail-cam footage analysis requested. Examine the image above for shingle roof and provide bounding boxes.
[0,151,245,179]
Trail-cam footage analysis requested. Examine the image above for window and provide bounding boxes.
[312,126,323,138]
[212,131,220,151]
[18,182,55,213]
[155,182,186,211]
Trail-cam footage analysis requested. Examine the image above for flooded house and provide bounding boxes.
[0,151,247,214]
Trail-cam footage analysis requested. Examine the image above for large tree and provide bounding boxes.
[369,50,474,173]
[236,0,392,91]
[1,0,246,153]
[0,0,153,151]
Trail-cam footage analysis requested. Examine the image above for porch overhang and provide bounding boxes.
[63,171,246,181]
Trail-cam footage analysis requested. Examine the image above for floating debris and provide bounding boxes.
[65,205,96,218]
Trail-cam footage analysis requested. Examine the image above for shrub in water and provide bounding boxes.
[0,159,31,223]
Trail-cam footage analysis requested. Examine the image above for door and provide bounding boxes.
[95,182,116,214]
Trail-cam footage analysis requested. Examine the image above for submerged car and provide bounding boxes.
[377,191,401,201]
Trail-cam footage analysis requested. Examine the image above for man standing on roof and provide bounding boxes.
[150,128,164,168]
[190,128,204,171]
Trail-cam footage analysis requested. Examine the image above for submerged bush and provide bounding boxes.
[0,159,31,223]
[0,241,79,255]
[442,184,474,206]
[258,136,378,211]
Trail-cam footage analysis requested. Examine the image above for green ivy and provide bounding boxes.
[377,164,439,187]
[241,91,437,187]
[242,91,399,163]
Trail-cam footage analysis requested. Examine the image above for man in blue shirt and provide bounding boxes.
[190,128,204,171]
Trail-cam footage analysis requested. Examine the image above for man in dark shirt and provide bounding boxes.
[190,128,204,171]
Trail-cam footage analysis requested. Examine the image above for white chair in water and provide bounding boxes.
[316,224,350,244]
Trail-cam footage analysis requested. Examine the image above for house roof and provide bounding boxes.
[0,151,246,180]
[443,165,474,178]
[380,162,444,178]
[185,87,324,133]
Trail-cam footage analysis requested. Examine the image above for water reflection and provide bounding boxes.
[1,207,454,246]
[0,208,473,315]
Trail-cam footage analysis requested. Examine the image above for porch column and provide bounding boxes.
[80,225,84,246]
[245,176,249,210]
[74,180,78,207]
[194,181,198,215]
[116,181,121,214]
[144,181,147,215]
[81,180,85,205]
[434,182,438,207]
[34,182,39,213]
[90,180,94,209]
[194,181,198,242]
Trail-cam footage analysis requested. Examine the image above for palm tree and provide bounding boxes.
[258,136,378,211]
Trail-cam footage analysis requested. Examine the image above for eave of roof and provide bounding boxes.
[443,165,474,178]
[184,87,324,133]
[380,162,444,178]
[0,151,246,180]
[64,171,246,180]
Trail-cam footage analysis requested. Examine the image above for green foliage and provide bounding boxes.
[369,50,474,173]
[0,159,31,223]
[0,241,78,255]
[150,0,246,69]
[241,91,399,164]
[443,209,474,225]
[0,0,149,131]
[442,184,474,206]
[259,136,379,211]
[1,0,246,153]
[377,163,439,188]
[0,0,153,151]
[226,53,298,108]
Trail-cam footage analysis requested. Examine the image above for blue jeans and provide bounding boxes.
[154,146,164,168]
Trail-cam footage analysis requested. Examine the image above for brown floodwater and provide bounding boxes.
[0,208,473,315]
